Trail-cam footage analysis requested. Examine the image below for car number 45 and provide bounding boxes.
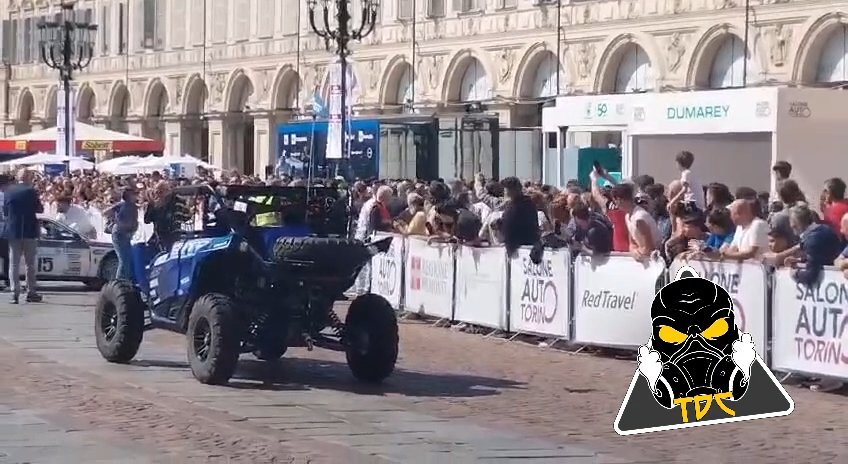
[37,257,54,273]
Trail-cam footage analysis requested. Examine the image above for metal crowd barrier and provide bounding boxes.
[367,232,848,381]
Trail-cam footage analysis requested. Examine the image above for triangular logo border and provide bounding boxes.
[613,355,795,436]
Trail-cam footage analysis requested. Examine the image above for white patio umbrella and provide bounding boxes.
[132,155,219,172]
[97,155,143,173]
[0,152,71,166]
[69,158,95,170]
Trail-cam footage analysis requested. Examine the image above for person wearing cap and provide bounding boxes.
[4,169,44,303]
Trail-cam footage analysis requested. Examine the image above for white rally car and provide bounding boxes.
[26,215,118,290]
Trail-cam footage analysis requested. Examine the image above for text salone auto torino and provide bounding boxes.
[519,257,559,324]
[581,290,637,310]
[793,282,848,365]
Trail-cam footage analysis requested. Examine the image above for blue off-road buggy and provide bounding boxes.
[93,184,397,385]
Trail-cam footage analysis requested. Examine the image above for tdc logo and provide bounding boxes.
[613,266,794,435]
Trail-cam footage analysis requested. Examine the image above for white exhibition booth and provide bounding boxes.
[542,87,848,198]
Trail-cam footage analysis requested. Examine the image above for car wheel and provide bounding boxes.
[186,293,242,385]
[344,293,398,383]
[88,253,119,291]
[95,280,145,363]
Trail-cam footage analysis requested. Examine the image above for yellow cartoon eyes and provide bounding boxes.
[659,326,687,344]
[658,318,729,344]
[702,318,729,340]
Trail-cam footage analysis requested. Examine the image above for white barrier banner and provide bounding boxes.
[772,268,848,378]
[454,246,508,330]
[369,233,403,309]
[508,247,570,338]
[670,259,768,359]
[404,238,454,319]
[573,254,665,348]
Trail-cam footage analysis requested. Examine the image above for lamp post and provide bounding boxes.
[37,2,97,165]
[307,0,379,166]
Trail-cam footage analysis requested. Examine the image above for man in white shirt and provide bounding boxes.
[675,150,706,211]
[55,196,97,240]
[722,199,769,260]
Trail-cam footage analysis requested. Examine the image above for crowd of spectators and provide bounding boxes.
[352,154,848,286]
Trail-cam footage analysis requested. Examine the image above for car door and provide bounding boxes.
[37,219,91,279]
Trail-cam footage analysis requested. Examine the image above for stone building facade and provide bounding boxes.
[2,0,848,175]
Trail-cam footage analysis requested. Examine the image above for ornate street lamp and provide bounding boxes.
[37,1,97,162]
[307,0,379,164]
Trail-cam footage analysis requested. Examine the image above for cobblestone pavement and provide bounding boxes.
[0,286,844,463]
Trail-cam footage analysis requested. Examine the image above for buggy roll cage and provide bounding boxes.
[165,183,348,237]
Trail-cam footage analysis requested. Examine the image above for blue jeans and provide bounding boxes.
[112,232,134,281]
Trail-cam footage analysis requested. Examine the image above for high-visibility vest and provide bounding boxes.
[251,196,278,226]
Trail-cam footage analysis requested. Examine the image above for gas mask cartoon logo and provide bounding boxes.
[613,266,794,435]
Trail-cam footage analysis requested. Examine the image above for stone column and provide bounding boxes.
[252,115,273,177]
[126,121,144,138]
[29,121,44,132]
[163,119,182,156]
[207,117,225,169]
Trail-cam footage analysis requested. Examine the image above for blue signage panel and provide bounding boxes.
[277,119,379,181]
[44,164,66,177]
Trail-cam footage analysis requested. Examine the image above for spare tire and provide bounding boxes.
[273,236,372,279]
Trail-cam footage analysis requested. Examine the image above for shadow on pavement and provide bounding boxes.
[130,356,525,398]
[229,357,525,398]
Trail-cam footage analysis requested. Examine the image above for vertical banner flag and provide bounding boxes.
[56,84,76,158]
[324,57,360,160]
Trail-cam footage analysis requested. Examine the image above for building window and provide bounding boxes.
[398,0,413,20]
[190,0,204,45]
[101,5,111,55]
[257,0,275,38]
[457,0,479,13]
[1,20,11,64]
[211,0,227,43]
[171,1,186,48]
[118,2,127,54]
[282,0,298,35]
[23,18,31,63]
[233,0,250,41]
[427,0,444,17]
[142,0,165,50]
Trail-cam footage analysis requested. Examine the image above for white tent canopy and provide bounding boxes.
[69,158,95,170]
[96,155,143,173]
[102,155,218,175]
[132,155,216,169]
[0,152,71,165]
[8,122,153,142]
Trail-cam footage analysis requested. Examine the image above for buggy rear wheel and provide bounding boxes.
[344,294,398,383]
[95,280,145,363]
[186,293,242,385]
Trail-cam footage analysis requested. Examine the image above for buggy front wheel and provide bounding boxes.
[344,294,398,383]
[95,280,145,363]
[186,293,242,385]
